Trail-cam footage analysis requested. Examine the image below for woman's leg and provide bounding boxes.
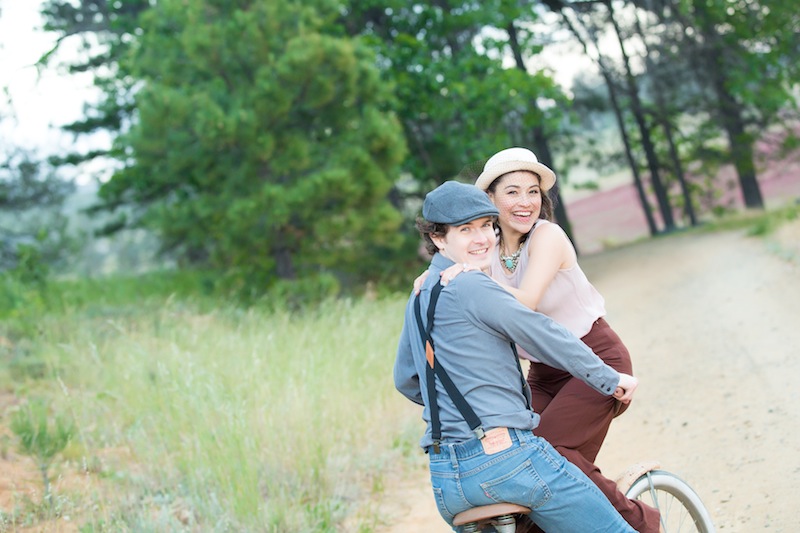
[531,377,660,532]
[526,363,569,415]
[535,318,633,461]
[525,319,660,532]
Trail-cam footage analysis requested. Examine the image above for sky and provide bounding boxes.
[0,0,102,162]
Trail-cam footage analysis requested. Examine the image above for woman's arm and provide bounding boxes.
[513,222,576,310]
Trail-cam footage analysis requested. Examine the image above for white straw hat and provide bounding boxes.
[474,147,556,192]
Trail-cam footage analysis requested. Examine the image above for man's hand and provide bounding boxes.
[613,373,638,404]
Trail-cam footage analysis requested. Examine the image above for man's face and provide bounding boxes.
[431,217,496,270]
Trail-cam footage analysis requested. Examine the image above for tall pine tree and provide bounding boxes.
[96,0,407,294]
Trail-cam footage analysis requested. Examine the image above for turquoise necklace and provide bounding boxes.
[499,241,523,272]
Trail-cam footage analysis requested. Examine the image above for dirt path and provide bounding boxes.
[374,220,800,532]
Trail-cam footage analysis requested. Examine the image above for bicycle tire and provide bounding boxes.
[625,470,715,533]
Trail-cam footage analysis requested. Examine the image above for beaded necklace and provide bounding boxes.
[499,241,523,272]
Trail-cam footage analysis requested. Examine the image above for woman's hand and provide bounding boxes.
[613,373,639,404]
[413,263,479,294]
[413,269,431,295]
[440,262,479,286]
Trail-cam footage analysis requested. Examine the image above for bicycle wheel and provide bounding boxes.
[625,470,715,533]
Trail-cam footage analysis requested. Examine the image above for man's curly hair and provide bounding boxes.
[416,217,448,256]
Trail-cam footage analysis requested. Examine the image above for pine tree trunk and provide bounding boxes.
[693,1,765,210]
[608,3,675,231]
[557,10,659,236]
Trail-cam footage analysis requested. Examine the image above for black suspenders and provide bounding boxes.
[414,281,484,453]
[413,279,533,453]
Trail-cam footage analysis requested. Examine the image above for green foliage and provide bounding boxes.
[5,341,48,383]
[8,244,49,287]
[1,266,220,343]
[0,148,74,214]
[654,0,799,208]
[46,269,219,311]
[96,0,407,295]
[34,0,800,295]
[349,0,570,190]
[10,399,76,505]
[11,400,74,465]
[40,0,152,172]
[0,270,47,323]
[0,245,51,339]
[0,143,76,279]
[698,201,800,236]
[746,202,799,237]
[261,272,341,311]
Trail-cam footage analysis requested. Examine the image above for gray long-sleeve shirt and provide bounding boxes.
[394,253,620,449]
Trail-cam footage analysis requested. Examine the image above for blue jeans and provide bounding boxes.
[428,428,636,533]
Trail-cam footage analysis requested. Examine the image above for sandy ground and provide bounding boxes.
[373,218,800,532]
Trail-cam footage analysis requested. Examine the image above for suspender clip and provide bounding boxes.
[474,426,486,440]
[432,441,441,454]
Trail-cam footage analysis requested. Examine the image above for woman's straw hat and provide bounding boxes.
[474,147,557,192]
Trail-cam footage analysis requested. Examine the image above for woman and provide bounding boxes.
[417,147,660,533]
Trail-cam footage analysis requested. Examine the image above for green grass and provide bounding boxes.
[696,199,799,236]
[1,288,425,532]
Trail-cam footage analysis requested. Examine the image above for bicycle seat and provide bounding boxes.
[453,502,531,526]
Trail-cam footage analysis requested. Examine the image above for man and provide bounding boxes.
[394,181,637,532]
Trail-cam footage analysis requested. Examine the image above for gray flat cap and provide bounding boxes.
[423,181,499,225]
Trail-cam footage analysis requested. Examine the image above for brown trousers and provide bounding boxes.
[521,317,661,533]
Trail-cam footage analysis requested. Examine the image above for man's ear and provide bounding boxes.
[430,232,446,252]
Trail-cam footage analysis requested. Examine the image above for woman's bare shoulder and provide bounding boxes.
[530,220,569,243]
[529,220,576,266]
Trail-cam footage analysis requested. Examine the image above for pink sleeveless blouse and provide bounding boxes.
[491,220,607,361]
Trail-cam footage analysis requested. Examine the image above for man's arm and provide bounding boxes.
[457,274,621,396]
[394,319,424,405]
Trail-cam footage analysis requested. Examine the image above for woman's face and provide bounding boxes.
[487,171,542,237]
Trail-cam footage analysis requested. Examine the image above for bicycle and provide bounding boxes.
[451,459,715,533]
[618,460,715,533]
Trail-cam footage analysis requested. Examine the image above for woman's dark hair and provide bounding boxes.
[416,217,448,255]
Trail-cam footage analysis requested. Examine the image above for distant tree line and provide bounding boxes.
[0,103,74,281]
[2,0,797,297]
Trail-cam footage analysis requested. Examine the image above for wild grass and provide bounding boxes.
[4,290,424,532]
